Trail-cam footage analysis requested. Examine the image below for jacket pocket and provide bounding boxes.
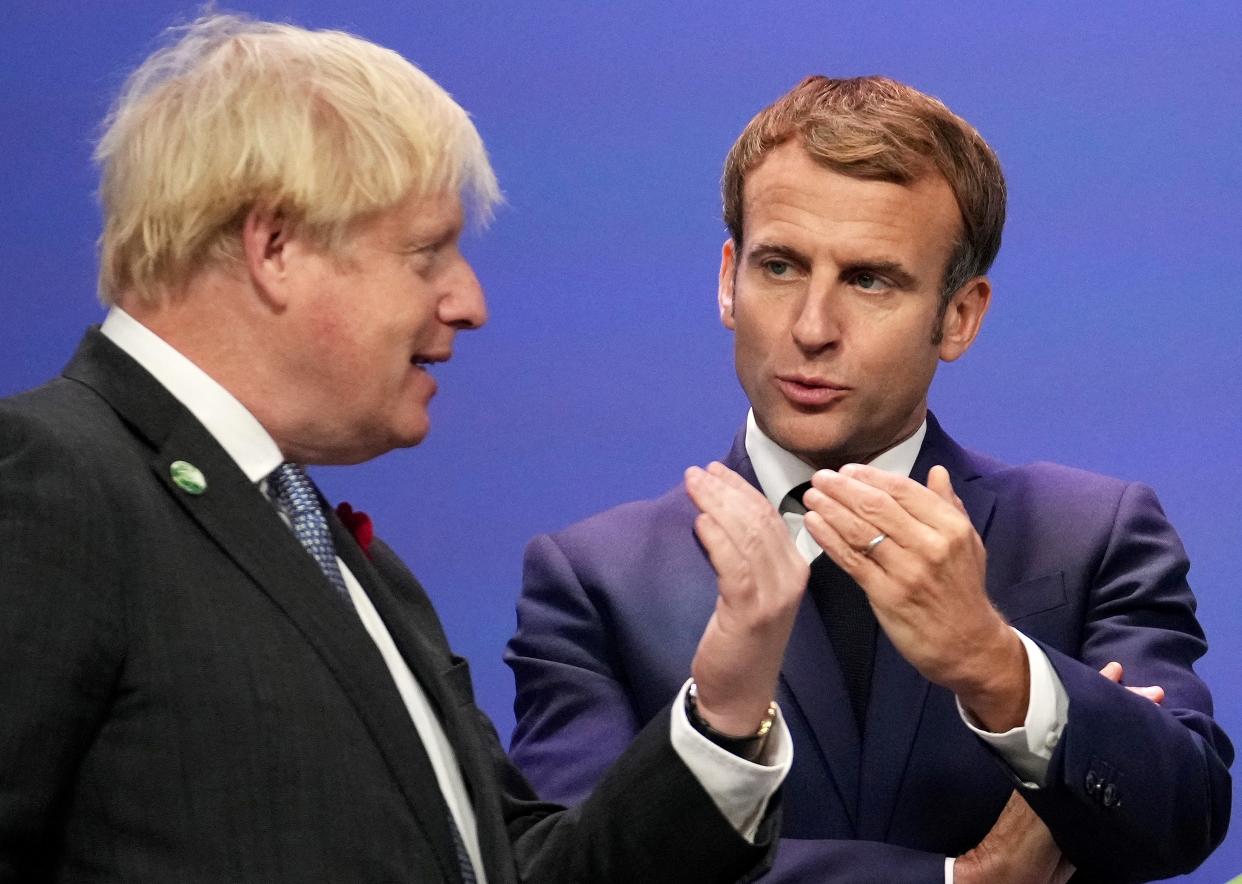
[442,656,476,706]
[995,571,1067,623]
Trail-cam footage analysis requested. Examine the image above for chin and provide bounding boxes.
[389,418,431,451]
[765,414,849,461]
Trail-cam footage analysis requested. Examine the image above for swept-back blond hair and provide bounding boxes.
[95,13,501,305]
[722,75,1005,308]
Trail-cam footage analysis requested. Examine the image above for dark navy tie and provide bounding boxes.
[790,482,877,733]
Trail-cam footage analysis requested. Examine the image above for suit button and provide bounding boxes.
[1085,771,1100,795]
[1103,783,1119,807]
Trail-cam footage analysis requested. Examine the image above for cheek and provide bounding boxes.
[731,304,782,360]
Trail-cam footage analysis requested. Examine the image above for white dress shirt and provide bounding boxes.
[744,410,1070,882]
[100,308,790,872]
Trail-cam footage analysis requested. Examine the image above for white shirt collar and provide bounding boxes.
[100,307,284,483]
[744,408,927,511]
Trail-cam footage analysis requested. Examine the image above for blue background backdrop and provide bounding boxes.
[3,2,1239,879]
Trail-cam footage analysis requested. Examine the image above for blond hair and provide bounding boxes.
[722,75,1005,307]
[95,13,501,305]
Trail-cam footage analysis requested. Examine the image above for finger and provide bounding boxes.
[810,468,936,550]
[1099,661,1124,683]
[692,511,746,587]
[685,465,749,528]
[1097,661,1163,705]
[803,508,888,586]
[1127,685,1165,705]
[688,464,805,594]
[694,463,790,558]
[838,462,964,532]
[803,485,901,561]
[927,466,958,507]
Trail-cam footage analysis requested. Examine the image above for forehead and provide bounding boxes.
[742,142,961,269]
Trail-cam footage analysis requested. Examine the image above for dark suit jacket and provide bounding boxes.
[0,330,775,883]
[507,416,1233,882]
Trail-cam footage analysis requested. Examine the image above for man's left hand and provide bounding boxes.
[803,463,1028,731]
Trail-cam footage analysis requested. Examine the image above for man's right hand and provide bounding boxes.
[954,791,1076,884]
[684,462,808,738]
[955,661,1165,883]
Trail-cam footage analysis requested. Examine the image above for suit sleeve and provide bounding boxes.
[367,533,777,884]
[497,705,778,883]
[0,405,125,880]
[508,532,957,883]
[501,532,778,881]
[506,533,646,805]
[1017,482,1232,880]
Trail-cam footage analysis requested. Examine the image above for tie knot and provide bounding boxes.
[269,463,320,515]
[786,481,813,512]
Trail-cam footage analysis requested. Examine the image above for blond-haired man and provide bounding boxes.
[508,76,1233,882]
[0,16,805,882]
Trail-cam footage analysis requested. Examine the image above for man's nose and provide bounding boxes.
[791,288,841,352]
[440,259,488,330]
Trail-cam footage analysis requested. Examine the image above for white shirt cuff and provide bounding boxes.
[945,856,955,883]
[957,629,1069,788]
[668,678,793,842]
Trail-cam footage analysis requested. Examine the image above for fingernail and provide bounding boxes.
[840,463,863,476]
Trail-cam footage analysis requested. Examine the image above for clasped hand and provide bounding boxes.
[802,463,1028,731]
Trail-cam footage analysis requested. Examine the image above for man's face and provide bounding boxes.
[719,141,987,469]
[280,189,486,464]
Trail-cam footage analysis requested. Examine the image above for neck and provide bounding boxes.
[117,276,294,458]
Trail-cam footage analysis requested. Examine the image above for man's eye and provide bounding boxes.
[407,247,437,268]
[855,272,885,291]
[764,260,792,277]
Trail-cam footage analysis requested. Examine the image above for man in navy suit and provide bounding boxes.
[0,15,808,882]
[506,76,1232,882]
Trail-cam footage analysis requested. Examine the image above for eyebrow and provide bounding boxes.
[744,241,811,267]
[400,222,462,252]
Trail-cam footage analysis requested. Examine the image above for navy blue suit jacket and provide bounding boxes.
[506,415,1232,882]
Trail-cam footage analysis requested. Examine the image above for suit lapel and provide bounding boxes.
[724,431,864,829]
[64,331,464,883]
[332,522,511,884]
[857,413,997,840]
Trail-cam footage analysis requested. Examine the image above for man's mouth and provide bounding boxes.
[411,353,450,369]
[775,373,849,407]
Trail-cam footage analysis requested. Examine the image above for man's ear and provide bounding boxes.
[718,238,738,330]
[240,204,295,310]
[938,276,991,362]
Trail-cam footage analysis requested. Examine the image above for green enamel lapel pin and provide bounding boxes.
[169,460,207,495]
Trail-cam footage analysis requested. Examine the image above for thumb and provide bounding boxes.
[928,465,962,510]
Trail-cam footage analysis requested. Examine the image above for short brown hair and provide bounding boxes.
[722,75,1006,306]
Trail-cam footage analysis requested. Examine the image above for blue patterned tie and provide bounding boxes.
[268,462,479,883]
[268,463,350,601]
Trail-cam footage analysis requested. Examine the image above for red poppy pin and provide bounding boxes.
[336,502,374,558]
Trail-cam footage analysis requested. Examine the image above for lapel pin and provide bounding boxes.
[170,460,207,495]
